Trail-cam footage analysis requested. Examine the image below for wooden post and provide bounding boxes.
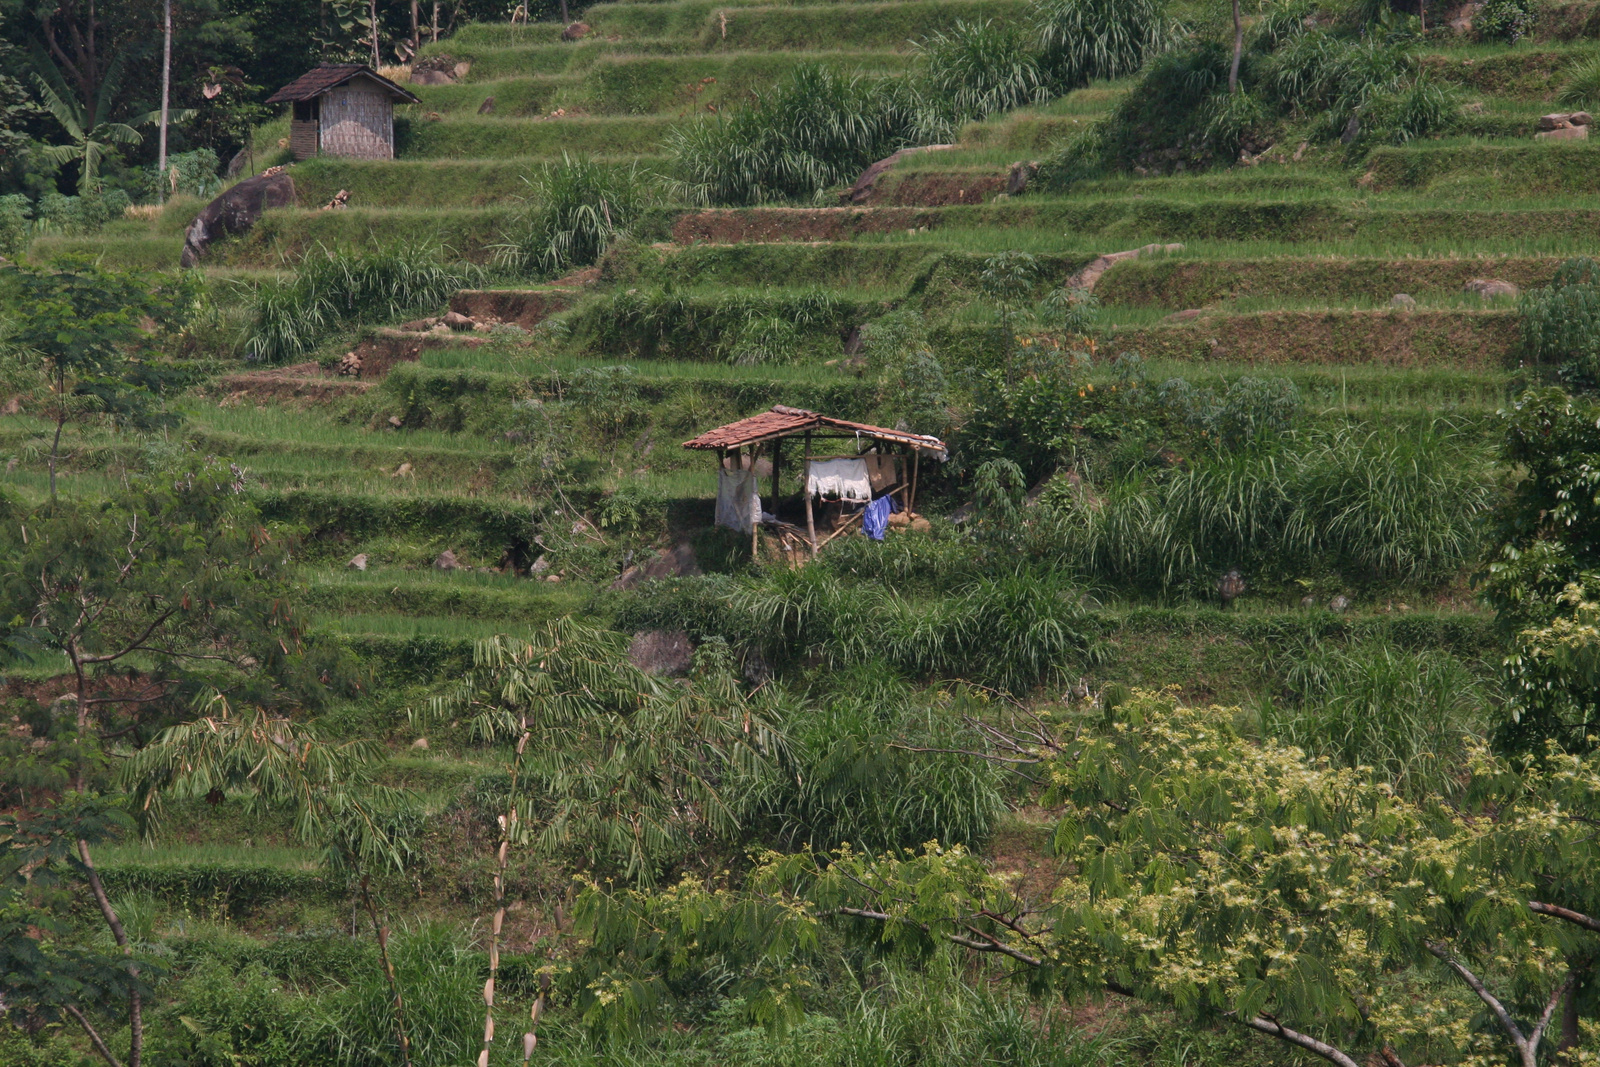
[803,432,817,556]
[909,447,920,516]
[750,445,761,562]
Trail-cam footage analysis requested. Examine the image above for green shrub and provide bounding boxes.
[1475,0,1538,41]
[147,959,325,1067]
[665,64,915,206]
[0,193,28,255]
[244,244,482,363]
[1522,256,1600,384]
[495,154,645,278]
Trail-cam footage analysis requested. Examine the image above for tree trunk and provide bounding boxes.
[49,372,65,500]
[370,0,381,67]
[1229,0,1243,93]
[64,1004,123,1067]
[157,0,170,205]
[411,0,420,48]
[1558,974,1580,1055]
[360,875,414,1067]
[79,839,141,1067]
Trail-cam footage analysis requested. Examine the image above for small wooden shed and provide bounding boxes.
[684,405,947,557]
[266,64,420,161]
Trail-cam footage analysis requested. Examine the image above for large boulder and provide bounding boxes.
[181,171,296,267]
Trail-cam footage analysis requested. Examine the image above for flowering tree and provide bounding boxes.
[568,691,1600,1065]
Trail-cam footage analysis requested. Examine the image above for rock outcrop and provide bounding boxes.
[181,171,296,267]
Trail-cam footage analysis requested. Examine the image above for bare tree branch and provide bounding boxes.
[1239,1015,1364,1067]
[1529,900,1600,934]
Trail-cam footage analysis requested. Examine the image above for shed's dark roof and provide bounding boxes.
[683,405,947,458]
[267,65,420,105]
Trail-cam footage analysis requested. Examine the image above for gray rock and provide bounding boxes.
[561,20,591,39]
[1329,594,1351,613]
[529,555,550,575]
[1300,595,1318,608]
[181,172,296,267]
[1464,278,1520,300]
[348,553,369,571]
[627,630,695,676]
[410,68,456,86]
[434,550,463,571]
[1390,293,1417,309]
[443,310,475,330]
[608,541,703,591]
[1536,125,1589,142]
[411,737,429,750]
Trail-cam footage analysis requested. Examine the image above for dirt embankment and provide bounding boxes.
[1114,308,1522,367]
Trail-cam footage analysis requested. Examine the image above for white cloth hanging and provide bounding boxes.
[715,468,762,534]
[806,457,872,502]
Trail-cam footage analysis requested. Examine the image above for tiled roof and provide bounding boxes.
[267,65,421,104]
[683,405,947,458]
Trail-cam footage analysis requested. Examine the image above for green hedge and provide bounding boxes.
[100,864,333,915]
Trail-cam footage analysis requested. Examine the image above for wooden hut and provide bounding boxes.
[683,405,947,557]
[266,65,420,161]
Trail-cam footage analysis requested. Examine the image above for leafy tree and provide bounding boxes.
[0,259,188,496]
[0,459,317,779]
[417,621,785,1067]
[567,691,1600,1067]
[120,693,418,1067]
[1,797,161,1067]
[1482,387,1600,752]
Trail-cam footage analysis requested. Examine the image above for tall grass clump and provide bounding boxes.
[754,669,1007,852]
[1557,55,1600,108]
[245,244,480,363]
[665,64,915,206]
[733,565,1100,692]
[1521,256,1600,384]
[1032,0,1177,90]
[1049,422,1496,592]
[1258,638,1489,797]
[914,18,1049,136]
[496,154,645,278]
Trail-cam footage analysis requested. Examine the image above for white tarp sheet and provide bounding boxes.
[715,468,762,533]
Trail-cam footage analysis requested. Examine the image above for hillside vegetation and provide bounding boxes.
[6,0,1600,1063]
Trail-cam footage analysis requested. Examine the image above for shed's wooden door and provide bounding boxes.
[319,82,392,159]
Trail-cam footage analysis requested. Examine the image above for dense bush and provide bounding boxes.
[1558,54,1600,108]
[495,154,645,277]
[245,245,483,363]
[665,64,916,206]
[1475,0,1538,41]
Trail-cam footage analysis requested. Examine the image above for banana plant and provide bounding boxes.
[29,53,165,196]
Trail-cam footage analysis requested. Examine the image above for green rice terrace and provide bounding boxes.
[7,0,1600,1063]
